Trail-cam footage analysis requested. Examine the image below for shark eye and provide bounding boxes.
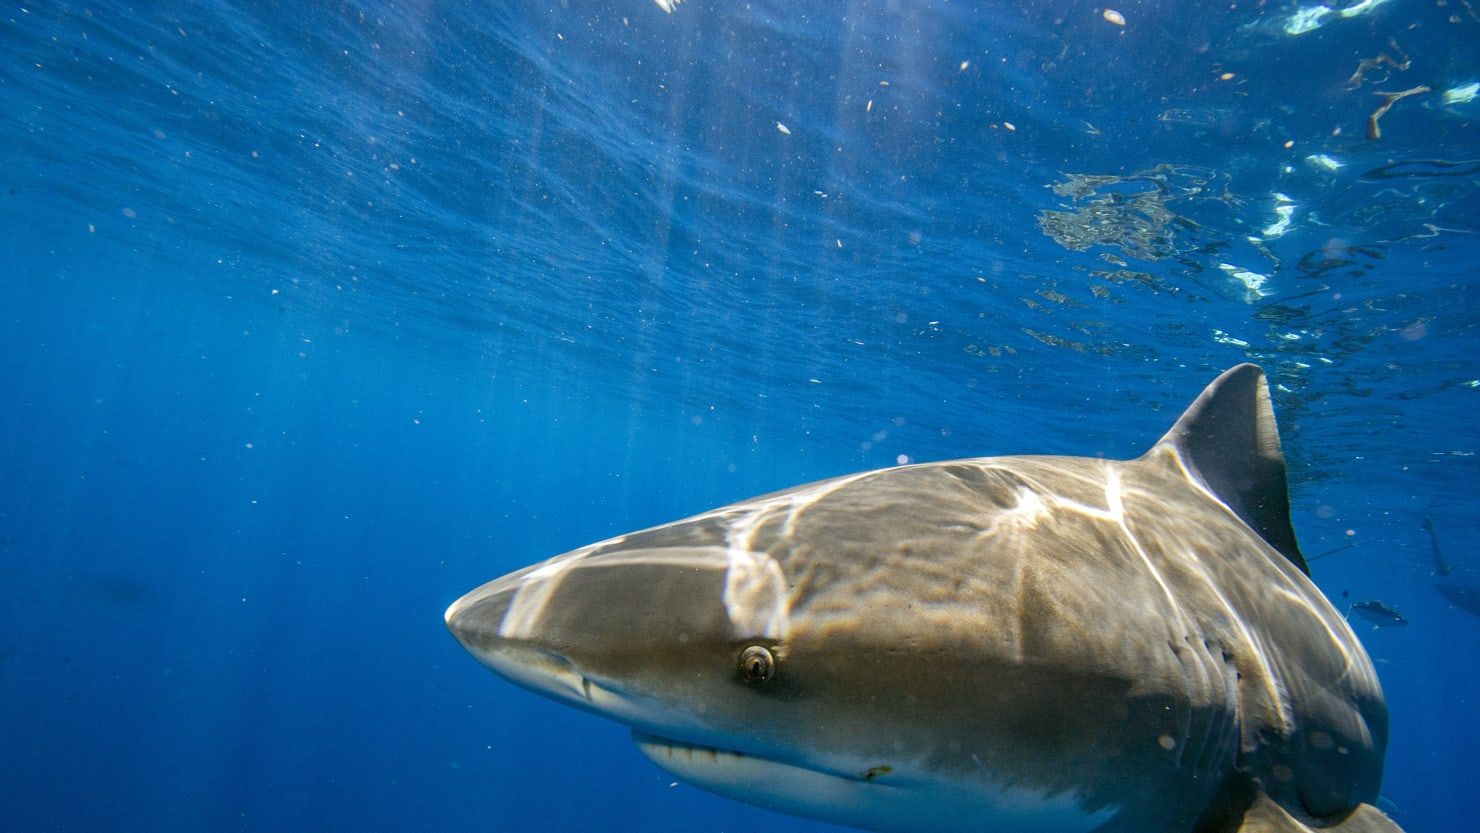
[738,645,775,684]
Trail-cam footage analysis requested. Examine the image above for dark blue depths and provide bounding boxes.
[1,2,1476,832]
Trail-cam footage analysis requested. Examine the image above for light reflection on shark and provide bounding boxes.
[446,365,1401,833]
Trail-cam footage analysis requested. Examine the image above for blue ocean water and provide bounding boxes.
[1,1,1475,830]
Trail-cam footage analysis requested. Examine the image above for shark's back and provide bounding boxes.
[717,443,1382,830]
[694,365,1388,829]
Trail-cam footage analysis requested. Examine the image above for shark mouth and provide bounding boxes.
[632,731,750,766]
[632,732,1118,833]
[631,731,921,833]
[631,730,892,785]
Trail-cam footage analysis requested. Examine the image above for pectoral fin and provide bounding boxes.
[1231,792,1403,833]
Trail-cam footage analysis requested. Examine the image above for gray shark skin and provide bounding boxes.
[445,365,1402,833]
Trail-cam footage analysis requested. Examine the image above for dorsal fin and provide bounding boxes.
[1147,364,1308,574]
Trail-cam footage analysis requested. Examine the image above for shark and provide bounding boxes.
[1425,517,1480,619]
[445,364,1402,833]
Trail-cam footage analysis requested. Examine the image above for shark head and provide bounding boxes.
[446,364,1397,833]
[445,508,1118,832]
[443,536,795,754]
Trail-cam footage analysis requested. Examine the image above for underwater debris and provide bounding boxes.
[1038,165,1216,261]
[1347,43,1410,89]
[1367,86,1431,140]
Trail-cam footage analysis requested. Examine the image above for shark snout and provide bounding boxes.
[443,569,519,653]
[445,538,796,736]
[444,564,600,705]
